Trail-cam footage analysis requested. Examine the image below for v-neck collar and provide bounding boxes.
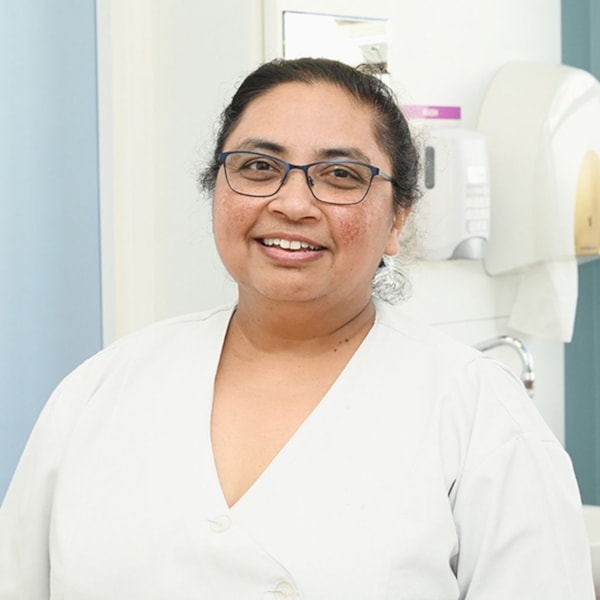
[203,304,382,514]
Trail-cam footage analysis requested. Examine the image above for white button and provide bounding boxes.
[273,580,297,599]
[208,514,231,533]
[263,580,298,598]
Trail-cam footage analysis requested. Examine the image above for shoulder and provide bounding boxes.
[55,304,235,399]
[97,303,232,355]
[371,299,552,442]
[104,304,234,353]
[14,305,236,487]
[372,298,481,370]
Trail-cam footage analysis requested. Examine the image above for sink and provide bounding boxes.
[583,505,600,597]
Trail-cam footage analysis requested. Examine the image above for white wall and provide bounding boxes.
[96,0,565,439]
[97,0,262,340]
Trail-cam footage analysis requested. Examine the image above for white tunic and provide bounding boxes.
[0,301,594,599]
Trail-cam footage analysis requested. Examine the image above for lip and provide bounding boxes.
[254,232,327,263]
[255,231,327,249]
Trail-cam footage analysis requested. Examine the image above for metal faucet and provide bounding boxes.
[473,335,535,398]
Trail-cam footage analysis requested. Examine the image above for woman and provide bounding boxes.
[0,58,594,599]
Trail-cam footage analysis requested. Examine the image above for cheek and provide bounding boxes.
[211,202,227,246]
[212,182,253,240]
[214,203,249,233]
[335,212,364,244]
[333,203,394,250]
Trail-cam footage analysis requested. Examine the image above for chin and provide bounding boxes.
[259,289,324,305]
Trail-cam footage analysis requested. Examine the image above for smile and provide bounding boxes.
[260,238,324,251]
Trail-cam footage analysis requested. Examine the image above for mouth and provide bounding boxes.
[259,237,325,252]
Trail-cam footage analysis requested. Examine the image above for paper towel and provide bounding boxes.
[507,258,578,342]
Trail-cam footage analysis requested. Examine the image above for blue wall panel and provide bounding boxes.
[0,1,102,500]
[562,0,600,504]
[565,261,600,503]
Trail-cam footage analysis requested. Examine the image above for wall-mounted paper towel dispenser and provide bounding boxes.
[477,62,600,274]
[575,149,600,257]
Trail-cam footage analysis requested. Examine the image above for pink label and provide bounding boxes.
[401,105,461,120]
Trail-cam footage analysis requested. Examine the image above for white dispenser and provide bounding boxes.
[416,127,491,261]
[476,62,600,342]
[477,61,600,274]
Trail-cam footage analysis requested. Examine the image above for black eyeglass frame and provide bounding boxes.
[217,150,395,206]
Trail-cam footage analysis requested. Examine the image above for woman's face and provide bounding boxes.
[212,81,407,308]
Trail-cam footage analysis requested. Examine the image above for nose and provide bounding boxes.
[268,167,321,220]
[281,164,316,193]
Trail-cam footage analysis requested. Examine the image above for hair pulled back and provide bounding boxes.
[199,57,420,211]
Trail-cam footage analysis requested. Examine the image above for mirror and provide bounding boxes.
[282,11,391,75]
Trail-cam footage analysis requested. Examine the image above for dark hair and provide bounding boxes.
[199,57,420,211]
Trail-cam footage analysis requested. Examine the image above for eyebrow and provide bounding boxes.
[316,146,372,163]
[235,138,373,164]
[236,138,285,154]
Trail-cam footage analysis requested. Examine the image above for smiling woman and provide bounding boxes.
[209,77,405,311]
[0,57,594,599]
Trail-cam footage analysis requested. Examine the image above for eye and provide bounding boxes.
[245,159,275,172]
[330,166,355,179]
[234,154,284,180]
[316,162,370,188]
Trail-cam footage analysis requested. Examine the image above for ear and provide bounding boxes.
[384,207,410,256]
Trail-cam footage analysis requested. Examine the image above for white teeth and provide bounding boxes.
[262,238,320,251]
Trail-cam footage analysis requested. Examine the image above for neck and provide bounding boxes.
[230,293,376,354]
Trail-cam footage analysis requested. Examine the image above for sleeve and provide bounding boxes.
[0,359,103,599]
[450,358,595,599]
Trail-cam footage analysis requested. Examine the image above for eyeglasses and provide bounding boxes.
[218,150,395,206]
